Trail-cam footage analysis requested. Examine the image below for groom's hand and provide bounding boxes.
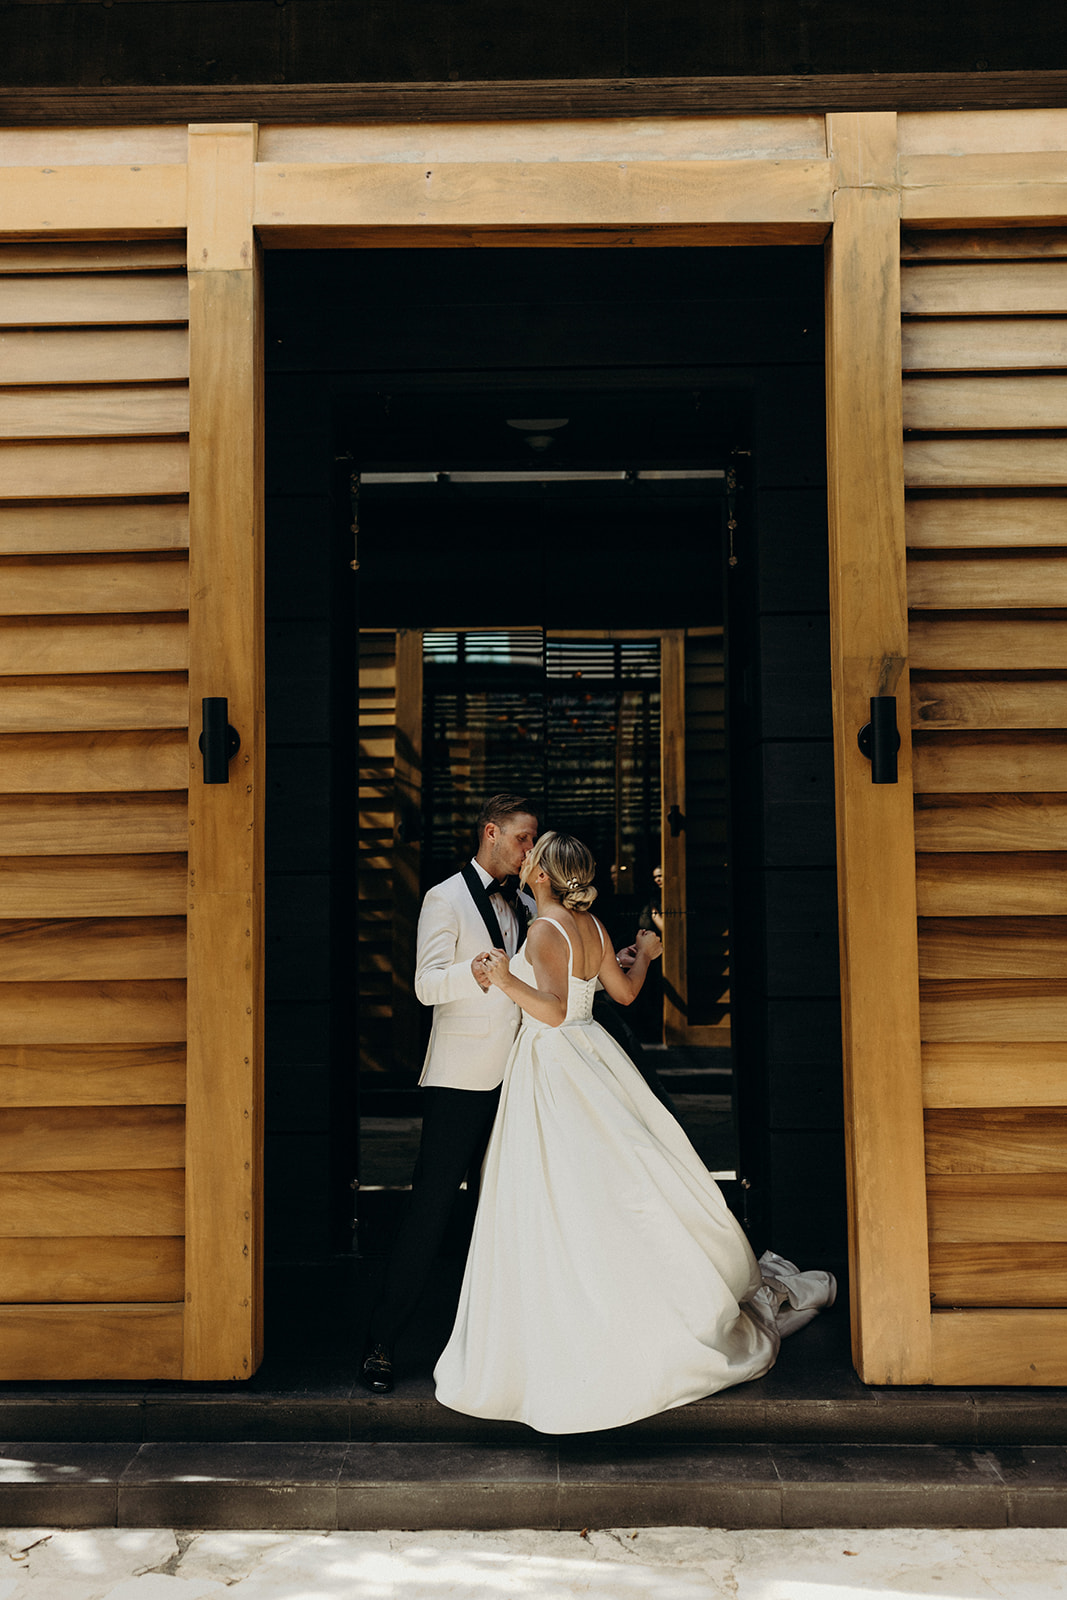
[472,952,493,992]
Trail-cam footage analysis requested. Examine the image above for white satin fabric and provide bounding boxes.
[434,918,836,1436]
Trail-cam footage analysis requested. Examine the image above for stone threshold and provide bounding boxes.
[0,1441,1065,1531]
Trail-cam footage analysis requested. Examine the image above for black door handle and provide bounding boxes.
[857,695,900,785]
[199,697,241,784]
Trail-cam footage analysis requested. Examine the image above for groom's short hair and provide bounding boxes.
[475,793,538,843]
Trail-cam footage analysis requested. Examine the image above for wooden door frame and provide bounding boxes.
[8,107,1065,1381]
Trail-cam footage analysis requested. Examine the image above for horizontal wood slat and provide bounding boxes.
[0,131,189,168]
[0,1168,184,1237]
[0,674,187,733]
[923,1041,1067,1107]
[0,329,189,388]
[0,857,187,918]
[920,979,1067,1039]
[929,1242,1067,1306]
[0,1043,185,1108]
[926,1107,1067,1172]
[911,678,1067,730]
[902,229,1067,260]
[0,1104,184,1171]
[0,614,189,676]
[900,260,1067,316]
[0,385,189,442]
[0,1303,182,1381]
[909,617,1067,670]
[0,794,187,856]
[912,733,1067,792]
[908,555,1067,609]
[0,440,189,500]
[904,438,1067,490]
[0,730,187,793]
[917,854,1067,915]
[930,1308,1067,1386]
[927,1174,1067,1241]
[0,1236,183,1303]
[0,274,188,329]
[0,555,189,616]
[919,917,1067,978]
[904,376,1067,433]
[0,980,186,1044]
[902,319,1067,373]
[0,242,187,275]
[906,495,1067,549]
[0,915,185,981]
[0,502,188,557]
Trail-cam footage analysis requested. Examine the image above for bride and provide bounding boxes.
[433,830,835,1435]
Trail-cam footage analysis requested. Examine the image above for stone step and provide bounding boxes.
[0,1440,1065,1531]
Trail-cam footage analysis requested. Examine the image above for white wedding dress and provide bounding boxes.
[434,917,836,1435]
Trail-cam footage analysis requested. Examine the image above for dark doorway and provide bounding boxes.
[263,244,843,1289]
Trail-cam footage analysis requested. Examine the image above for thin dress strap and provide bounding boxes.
[536,916,574,970]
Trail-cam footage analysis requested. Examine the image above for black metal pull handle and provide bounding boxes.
[857,695,900,785]
[199,697,241,784]
[667,803,686,837]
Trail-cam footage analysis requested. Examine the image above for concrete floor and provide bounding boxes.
[3,1525,1067,1597]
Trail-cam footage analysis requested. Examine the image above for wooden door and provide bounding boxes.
[0,125,263,1380]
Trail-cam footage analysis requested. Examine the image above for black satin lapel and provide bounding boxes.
[461,863,506,949]
[515,896,530,951]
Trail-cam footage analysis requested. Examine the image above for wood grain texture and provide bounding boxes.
[0,793,187,856]
[931,1308,1067,1385]
[923,1042,1067,1108]
[902,229,1067,260]
[919,917,1067,979]
[826,165,931,1384]
[908,555,1067,609]
[913,732,1067,793]
[0,916,185,981]
[0,329,189,388]
[906,495,1067,548]
[921,979,1067,1040]
[903,376,1067,433]
[909,617,1067,671]
[0,440,188,500]
[0,730,187,793]
[185,123,265,1381]
[0,1042,185,1107]
[0,674,187,733]
[0,1303,182,1381]
[900,164,1067,228]
[0,554,188,617]
[0,242,186,275]
[897,111,1067,157]
[0,1104,184,1171]
[926,1107,1067,1172]
[0,980,186,1045]
[904,438,1067,490]
[0,1236,183,1303]
[0,1168,184,1237]
[911,678,1067,730]
[901,261,1067,316]
[0,385,189,442]
[916,853,1067,915]
[0,273,188,329]
[0,501,189,557]
[915,791,1067,851]
[254,158,835,233]
[0,856,187,918]
[929,1243,1067,1306]
[927,1174,1067,1240]
[902,319,1067,373]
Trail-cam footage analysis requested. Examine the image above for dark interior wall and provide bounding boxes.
[262,244,843,1265]
[2,0,1065,86]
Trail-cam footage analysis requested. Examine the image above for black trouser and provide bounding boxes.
[368,1083,501,1350]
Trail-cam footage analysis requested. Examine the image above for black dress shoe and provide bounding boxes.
[360,1342,394,1394]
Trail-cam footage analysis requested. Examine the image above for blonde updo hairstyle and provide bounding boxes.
[524,830,598,913]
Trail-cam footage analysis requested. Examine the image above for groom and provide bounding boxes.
[361,792,539,1393]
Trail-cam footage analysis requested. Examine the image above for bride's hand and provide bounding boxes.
[635,927,662,961]
[482,948,510,986]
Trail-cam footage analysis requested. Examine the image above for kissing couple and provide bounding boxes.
[363,793,835,1434]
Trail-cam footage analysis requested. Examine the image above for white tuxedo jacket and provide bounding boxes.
[414,868,534,1091]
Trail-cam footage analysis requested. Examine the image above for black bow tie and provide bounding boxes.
[491,878,520,906]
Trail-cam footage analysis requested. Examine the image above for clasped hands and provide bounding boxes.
[472,948,509,992]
